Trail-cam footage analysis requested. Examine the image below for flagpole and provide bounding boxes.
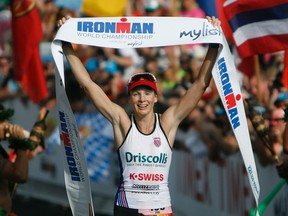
[254,55,262,104]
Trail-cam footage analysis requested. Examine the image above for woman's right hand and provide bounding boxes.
[56,16,74,52]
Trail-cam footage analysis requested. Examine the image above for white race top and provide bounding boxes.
[115,113,172,209]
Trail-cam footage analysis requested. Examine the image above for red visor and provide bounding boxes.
[128,73,157,93]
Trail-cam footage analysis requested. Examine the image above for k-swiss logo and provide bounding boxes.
[153,137,161,147]
[129,173,164,181]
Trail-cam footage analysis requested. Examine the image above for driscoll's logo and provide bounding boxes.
[126,152,168,164]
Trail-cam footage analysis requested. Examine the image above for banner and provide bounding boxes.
[11,0,48,104]
[51,17,260,215]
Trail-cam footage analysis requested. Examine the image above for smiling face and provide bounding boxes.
[128,86,158,116]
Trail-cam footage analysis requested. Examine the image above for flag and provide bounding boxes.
[216,0,234,43]
[75,111,114,182]
[237,55,255,78]
[222,0,288,78]
[11,0,48,104]
[223,0,288,59]
[46,111,115,182]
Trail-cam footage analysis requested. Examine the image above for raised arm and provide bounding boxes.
[58,17,126,120]
[161,16,221,144]
[57,17,131,146]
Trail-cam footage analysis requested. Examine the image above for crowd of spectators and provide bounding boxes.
[0,0,287,168]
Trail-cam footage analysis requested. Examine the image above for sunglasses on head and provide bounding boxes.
[128,73,157,84]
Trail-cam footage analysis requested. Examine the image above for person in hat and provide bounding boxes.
[58,15,221,216]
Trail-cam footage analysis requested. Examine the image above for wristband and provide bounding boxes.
[209,43,220,49]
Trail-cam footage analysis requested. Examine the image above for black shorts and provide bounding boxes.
[113,205,142,216]
[113,205,173,216]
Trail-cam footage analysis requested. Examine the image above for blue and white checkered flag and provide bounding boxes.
[47,111,114,182]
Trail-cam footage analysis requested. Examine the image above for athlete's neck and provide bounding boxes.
[134,113,155,134]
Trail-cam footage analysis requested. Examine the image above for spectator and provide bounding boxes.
[0,56,23,102]
[178,0,206,18]
[276,108,288,181]
[0,104,47,215]
[0,105,29,215]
